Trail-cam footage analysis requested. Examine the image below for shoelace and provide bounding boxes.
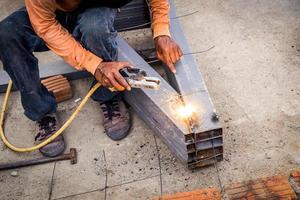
[100,99,121,120]
[35,116,57,141]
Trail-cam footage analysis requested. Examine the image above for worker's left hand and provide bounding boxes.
[155,35,183,73]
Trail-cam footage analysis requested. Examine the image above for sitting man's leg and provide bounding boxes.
[0,9,65,156]
[73,7,131,141]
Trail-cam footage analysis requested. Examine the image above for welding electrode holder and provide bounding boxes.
[109,67,160,91]
[119,67,147,78]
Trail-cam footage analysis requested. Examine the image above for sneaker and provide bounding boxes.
[35,115,65,157]
[100,98,131,141]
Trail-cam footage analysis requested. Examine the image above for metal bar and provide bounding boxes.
[194,129,222,142]
[0,148,77,170]
[0,157,66,170]
[166,20,222,134]
[117,37,192,162]
[165,0,223,168]
[188,155,223,169]
[186,137,223,153]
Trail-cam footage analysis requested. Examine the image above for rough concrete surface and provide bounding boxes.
[0,0,299,200]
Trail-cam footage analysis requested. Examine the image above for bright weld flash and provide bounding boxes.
[177,104,195,119]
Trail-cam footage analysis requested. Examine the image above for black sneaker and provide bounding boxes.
[35,115,65,157]
[100,98,131,141]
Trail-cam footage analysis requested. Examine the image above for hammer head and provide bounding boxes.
[69,148,77,165]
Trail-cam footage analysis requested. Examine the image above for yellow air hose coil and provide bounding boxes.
[0,79,101,152]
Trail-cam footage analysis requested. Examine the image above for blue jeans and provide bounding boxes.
[0,7,120,121]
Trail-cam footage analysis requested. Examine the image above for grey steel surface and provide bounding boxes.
[166,0,223,167]
[117,37,191,162]
[167,0,223,134]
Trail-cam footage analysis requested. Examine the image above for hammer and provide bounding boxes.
[0,148,77,171]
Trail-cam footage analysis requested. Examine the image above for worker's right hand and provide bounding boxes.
[94,61,132,91]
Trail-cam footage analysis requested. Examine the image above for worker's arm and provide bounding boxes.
[25,0,102,75]
[149,0,183,73]
[25,0,130,91]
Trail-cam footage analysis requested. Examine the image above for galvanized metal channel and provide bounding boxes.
[167,0,224,168]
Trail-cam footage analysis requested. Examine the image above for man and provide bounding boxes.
[0,0,182,157]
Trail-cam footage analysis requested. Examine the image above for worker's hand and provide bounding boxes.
[94,61,132,91]
[155,35,183,73]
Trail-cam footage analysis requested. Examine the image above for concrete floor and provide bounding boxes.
[0,0,299,199]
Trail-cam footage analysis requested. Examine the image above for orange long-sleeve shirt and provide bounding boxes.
[25,0,170,75]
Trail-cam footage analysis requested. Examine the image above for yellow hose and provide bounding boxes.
[0,80,101,152]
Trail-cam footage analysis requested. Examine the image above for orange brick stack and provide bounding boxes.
[153,188,221,200]
[41,75,73,103]
[225,175,297,200]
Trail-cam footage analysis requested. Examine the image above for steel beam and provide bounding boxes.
[117,37,192,162]
[166,0,224,167]
[168,0,222,133]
